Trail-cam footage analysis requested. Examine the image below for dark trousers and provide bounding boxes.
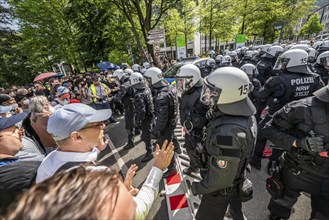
[125,108,135,144]
[184,132,201,170]
[252,114,272,162]
[156,124,180,170]
[140,116,153,152]
[196,189,243,220]
[268,165,329,220]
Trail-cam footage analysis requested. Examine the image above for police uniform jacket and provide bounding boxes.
[179,79,209,133]
[112,79,134,110]
[263,96,329,177]
[253,70,324,115]
[256,57,276,85]
[191,110,257,195]
[133,86,154,124]
[151,84,177,135]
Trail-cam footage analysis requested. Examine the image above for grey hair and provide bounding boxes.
[29,96,49,122]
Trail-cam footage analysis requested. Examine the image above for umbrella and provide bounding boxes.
[33,72,58,82]
[97,61,119,71]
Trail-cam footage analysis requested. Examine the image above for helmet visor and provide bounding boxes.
[320,57,329,68]
[273,57,290,71]
[144,76,152,87]
[176,76,193,93]
[200,82,221,106]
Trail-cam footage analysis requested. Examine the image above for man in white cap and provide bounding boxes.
[36,103,112,183]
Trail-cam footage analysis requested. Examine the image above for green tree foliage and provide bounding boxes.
[0,3,33,86]
[113,0,179,62]
[199,0,238,50]
[299,14,324,37]
[1,0,318,86]
[163,0,197,51]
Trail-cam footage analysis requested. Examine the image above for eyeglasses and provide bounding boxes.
[79,122,105,131]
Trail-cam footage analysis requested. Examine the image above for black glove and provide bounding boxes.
[206,108,215,120]
[297,136,324,153]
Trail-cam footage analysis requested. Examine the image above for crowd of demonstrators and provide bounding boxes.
[1,39,328,219]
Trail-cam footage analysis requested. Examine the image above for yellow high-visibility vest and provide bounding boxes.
[90,83,108,102]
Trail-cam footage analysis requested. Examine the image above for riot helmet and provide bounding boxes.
[316,51,329,69]
[143,62,151,69]
[244,50,254,59]
[273,49,309,74]
[176,64,202,97]
[259,44,271,56]
[262,45,283,59]
[308,47,317,63]
[129,72,145,89]
[240,63,259,78]
[299,40,310,45]
[124,68,134,76]
[144,67,166,88]
[317,40,329,54]
[205,58,216,68]
[313,41,323,50]
[290,44,310,53]
[113,69,126,81]
[132,64,141,72]
[221,55,232,65]
[215,55,223,62]
[200,67,256,116]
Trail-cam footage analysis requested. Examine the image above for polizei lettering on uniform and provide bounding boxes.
[290,77,314,86]
[291,77,314,98]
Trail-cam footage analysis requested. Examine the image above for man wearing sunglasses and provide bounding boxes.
[36,103,111,183]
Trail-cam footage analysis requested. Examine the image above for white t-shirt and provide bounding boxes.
[36,147,99,183]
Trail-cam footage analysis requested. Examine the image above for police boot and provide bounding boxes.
[123,141,135,150]
[141,151,153,162]
[267,160,279,176]
[249,159,261,170]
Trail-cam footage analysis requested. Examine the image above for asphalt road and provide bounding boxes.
[98,114,311,220]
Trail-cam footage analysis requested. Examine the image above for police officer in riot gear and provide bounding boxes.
[229,51,240,68]
[144,67,180,177]
[256,45,283,85]
[219,55,232,67]
[132,64,141,72]
[215,55,223,69]
[240,63,264,122]
[313,51,329,84]
[202,58,216,78]
[176,64,209,175]
[129,72,154,162]
[191,67,257,220]
[317,40,329,55]
[112,69,136,150]
[238,50,254,68]
[250,49,325,172]
[263,84,329,220]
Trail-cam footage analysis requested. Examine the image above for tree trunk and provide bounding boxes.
[241,15,246,34]
[209,0,213,50]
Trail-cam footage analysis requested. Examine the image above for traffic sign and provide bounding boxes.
[147,33,165,40]
[148,28,165,35]
[147,39,164,45]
